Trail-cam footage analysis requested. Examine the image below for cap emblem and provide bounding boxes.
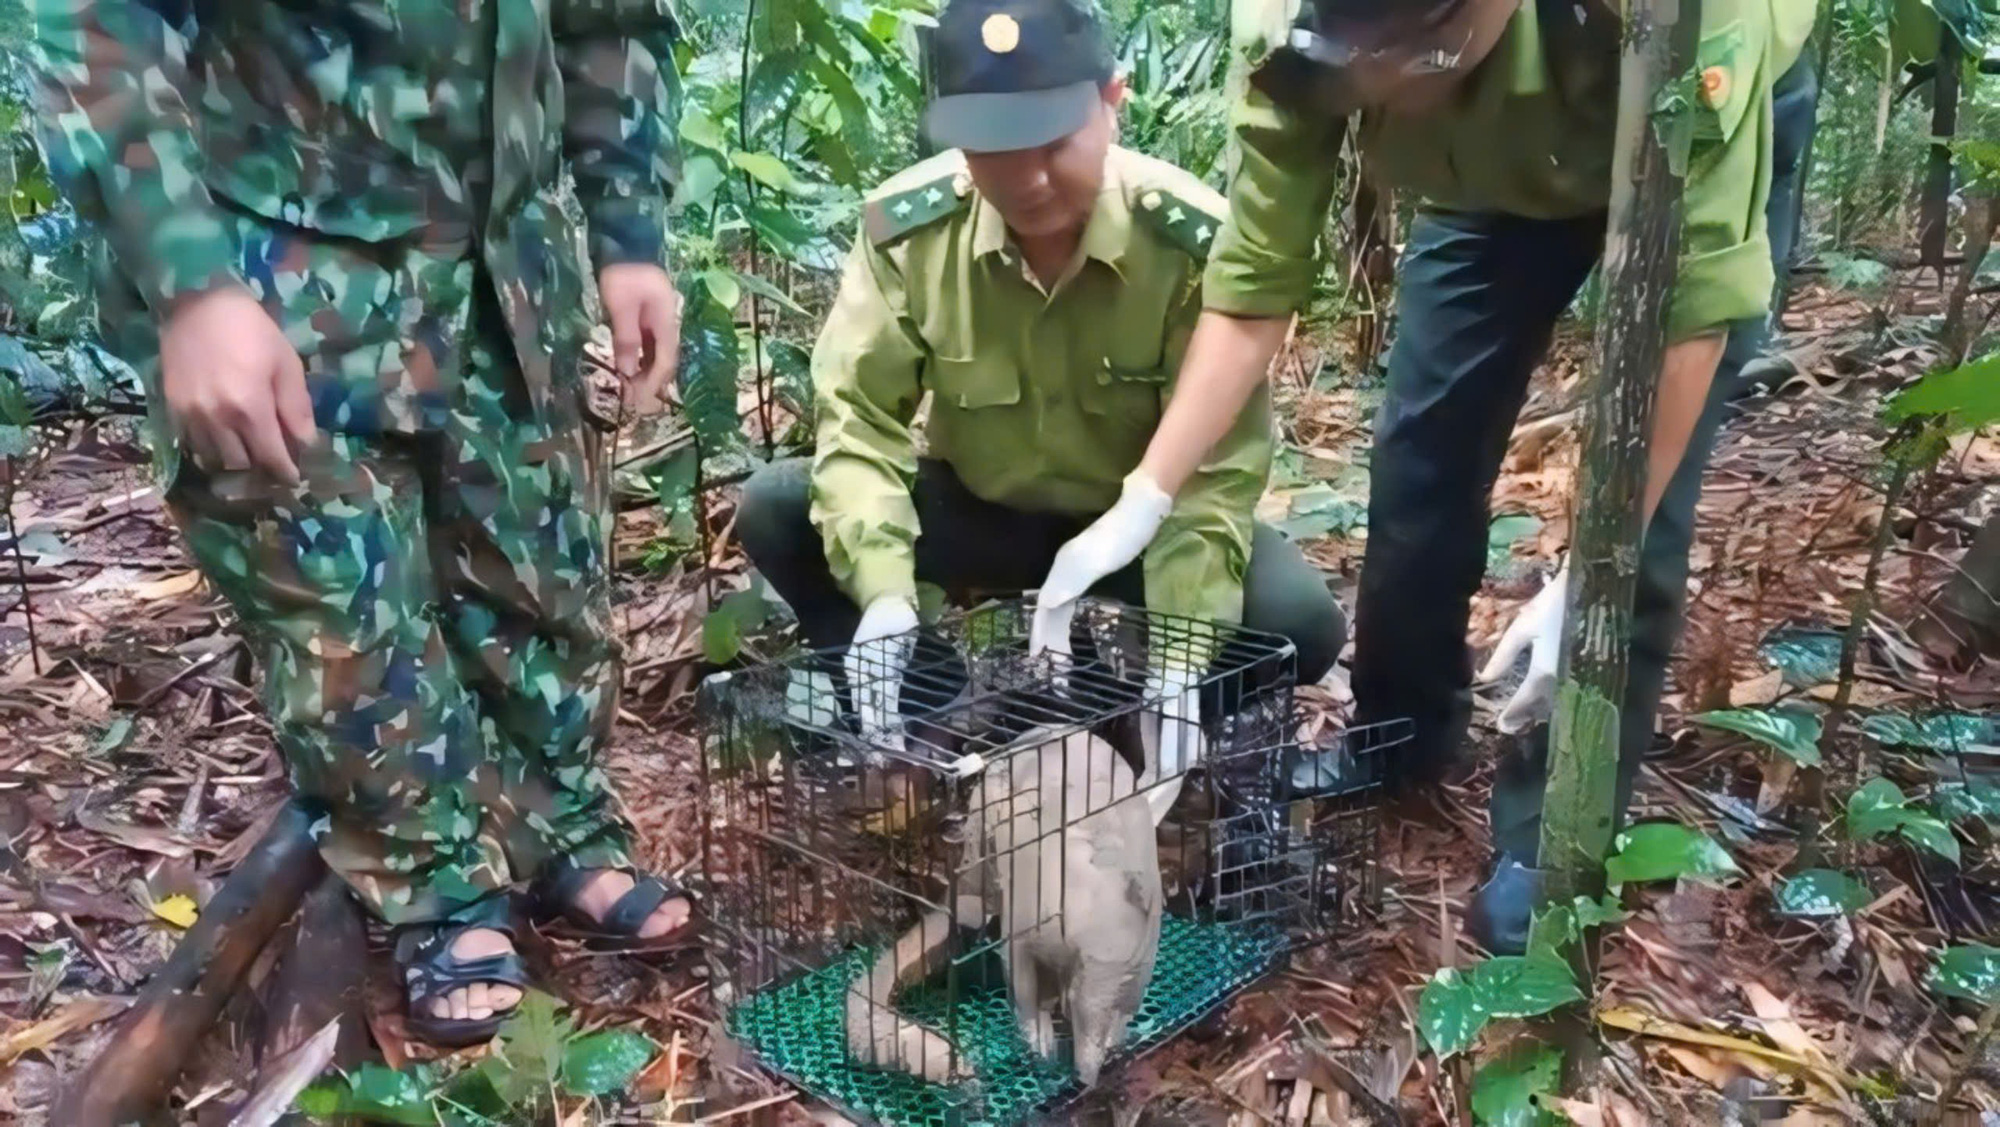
[981,12,1021,54]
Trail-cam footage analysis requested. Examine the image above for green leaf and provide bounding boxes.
[1758,625,1843,687]
[0,425,33,459]
[561,1028,657,1097]
[678,109,728,154]
[1486,513,1543,571]
[677,276,741,452]
[730,151,810,195]
[0,373,31,426]
[649,445,699,517]
[1693,707,1823,766]
[703,586,774,666]
[1862,711,1998,754]
[915,581,948,625]
[767,338,813,414]
[1604,822,1742,886]
[673,153,728,213]
[1884,352,2000,432]
[1775,869,1872,918]
[1931,943,2000,1004]
[1471,1043,1564,1126]
[295,1064,438,1126]
[496,992,572,1097]
[1933,783,2000,824]
[92,715,135,754]
[701,267,741,312]
[1417,955,1583,1058]
[1276,484,1366,540]
[732,270,810,318]
[1847,777,1914,842]
[1572,894,1628,928]
[1899,811,1962,865]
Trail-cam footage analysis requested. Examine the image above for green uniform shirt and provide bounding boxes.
[1207,0,1818,341]
[811,145,1275,627]
[31,0,681,439]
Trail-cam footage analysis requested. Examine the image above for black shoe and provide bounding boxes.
[1467,854,1548,957]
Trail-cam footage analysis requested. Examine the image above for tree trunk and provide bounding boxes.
[1532,0,1698,1071]
[55,800,326,1127]
[1941,196,1997,363]
[1918,28,1961,271]
[256,873,371,1070]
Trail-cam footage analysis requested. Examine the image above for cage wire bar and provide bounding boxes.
[697,597,1401,1127]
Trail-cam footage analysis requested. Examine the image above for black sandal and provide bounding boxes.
[531,861,699,953]
[393,915,531,1048]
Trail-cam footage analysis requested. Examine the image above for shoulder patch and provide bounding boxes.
[1133,188,1225,261]
[864,172,973,246]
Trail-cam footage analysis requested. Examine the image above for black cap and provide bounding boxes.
[924,0,1115,154]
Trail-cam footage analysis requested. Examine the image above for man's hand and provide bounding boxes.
[599,263,683,415]
[1029,470,1173,658]
[159,288,316,484]
[1477,562,1569,734]
[847,595,921,761]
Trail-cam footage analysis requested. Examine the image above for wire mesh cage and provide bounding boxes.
[697,597,1395,1127]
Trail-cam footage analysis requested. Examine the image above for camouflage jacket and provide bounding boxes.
[29,0,681,435]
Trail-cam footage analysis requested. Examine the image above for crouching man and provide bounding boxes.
[739,0,1345,708]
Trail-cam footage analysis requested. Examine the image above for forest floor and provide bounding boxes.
[1,265,1997,1125]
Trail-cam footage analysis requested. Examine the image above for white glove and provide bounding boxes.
[1476,562,1569,735]
[1029,470,1174,660]
[1141,664,1204,825]
[847,595,920,760]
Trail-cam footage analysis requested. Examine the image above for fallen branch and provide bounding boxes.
[54,799,326,1127]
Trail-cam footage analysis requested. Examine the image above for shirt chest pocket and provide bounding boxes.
[1085,340,1169,421]
[927,356,1023,410]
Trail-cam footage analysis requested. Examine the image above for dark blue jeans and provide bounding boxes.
[1348,53,1821,858]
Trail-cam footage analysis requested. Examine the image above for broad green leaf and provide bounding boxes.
[561,1028,657,1097]
[1417,955,1582,1058]
[648,445,699,517]
[676,277,741,452]
[495,992,572,1098]
[1486,513,1543,570]
[732,270,810,318]
[1775,869,1872,918]
[730,151,810,195]
[672,153,727,213]
[1572,894,1628,928]
[1899,811,1962,865]
[1863,711,1998,754]
[1471,1042,1564,1127]
[767,338,813,413]
[1276,484,1366,540]
[1846,777,1913,842]
[1885,352,2000,432]
[0,425,33,458]
[1931,943,2000,1004]
[1758,625,1842,687]
[678,109,728,153]
[915,581,948,625]
[296,1064,437,1126]
[1933,783,2000,824]
[1604,822,1741,886]
[703,586,774,666]
[0,373,31,426]
[741,50,807,137]
[1693,707,1823,766]
[701,268,741,312]
[93,715,134,753]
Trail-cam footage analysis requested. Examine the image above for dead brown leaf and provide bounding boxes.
[0,995,127,1064]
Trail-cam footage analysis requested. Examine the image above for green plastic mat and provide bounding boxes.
[726,915,1289,1127]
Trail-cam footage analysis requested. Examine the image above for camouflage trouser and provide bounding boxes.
[165,315,629,926]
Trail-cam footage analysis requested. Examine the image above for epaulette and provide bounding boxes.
[864,171,974,246]
[1133,188,1224,261]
